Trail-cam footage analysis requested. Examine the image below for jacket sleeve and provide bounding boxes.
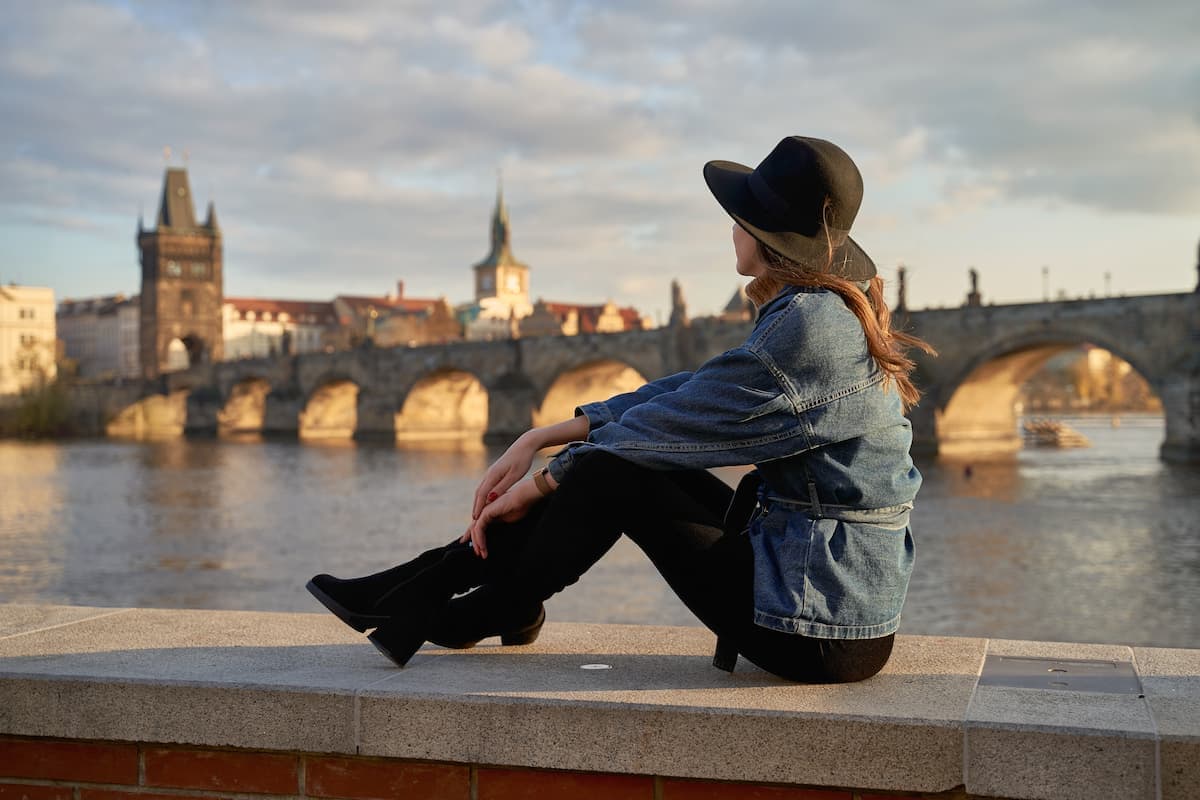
[546,347,813,482]
[574,371,693,430]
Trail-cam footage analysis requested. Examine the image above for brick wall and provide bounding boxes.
[0,735,992,800]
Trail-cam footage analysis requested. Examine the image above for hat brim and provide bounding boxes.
[704,159,876,281]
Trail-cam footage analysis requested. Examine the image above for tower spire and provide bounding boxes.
[483,168,514,266]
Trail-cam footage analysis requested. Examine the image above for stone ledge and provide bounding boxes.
[0,604,1196,799]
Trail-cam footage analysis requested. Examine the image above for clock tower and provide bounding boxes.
[472,178,530,310]
[137,167,223,378]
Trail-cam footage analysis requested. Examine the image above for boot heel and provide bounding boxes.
[367,620,425,667]
[306,577,386,633]
[500,606,545,646]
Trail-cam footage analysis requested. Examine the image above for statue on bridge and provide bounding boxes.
[966,268,982,307]
[668,279,689,327]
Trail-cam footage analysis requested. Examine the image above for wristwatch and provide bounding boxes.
[532,467,554,496]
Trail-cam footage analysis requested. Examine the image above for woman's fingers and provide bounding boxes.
[471,469,499,519]
[472,464,526,519]
[469,503,497,558]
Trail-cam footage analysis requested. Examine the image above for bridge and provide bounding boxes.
[81,290,1200,464]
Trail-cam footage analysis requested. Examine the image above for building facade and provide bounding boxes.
[223,298,339,359]
[0,285,57,397]
[330,283,460,350]
[56,294,140,379]
[520,299,649,338]
[137,167,223,377]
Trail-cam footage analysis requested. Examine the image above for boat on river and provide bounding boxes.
[1022,419,1091,448]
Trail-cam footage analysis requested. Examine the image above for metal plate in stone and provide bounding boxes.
[978,654,1143,695]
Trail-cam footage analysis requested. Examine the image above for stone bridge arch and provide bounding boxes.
[918,325,1167,458]
[106,389,190,439]
[217,377,274,437]
[393,367,489,442]
[532,359,649,428]
[299,374,361,441]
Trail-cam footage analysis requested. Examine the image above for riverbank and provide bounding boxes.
[1,603,1197,799]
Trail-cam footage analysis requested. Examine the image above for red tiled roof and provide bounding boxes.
[536,301,644,334]
[335,295,442,314]
[224,297,338,325]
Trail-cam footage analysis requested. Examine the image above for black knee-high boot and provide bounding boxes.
[370,579,546,665]
[367,572,547,665]
[306,539,470,632]
[425,583,546,650]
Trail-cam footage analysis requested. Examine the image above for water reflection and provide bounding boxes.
[905,415,1200,647]
[1,413,1197,648]
[0,443,64,599]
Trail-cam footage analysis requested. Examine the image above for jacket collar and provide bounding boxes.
[754,284,811,325]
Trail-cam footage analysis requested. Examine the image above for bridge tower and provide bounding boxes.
[137,167,223,378]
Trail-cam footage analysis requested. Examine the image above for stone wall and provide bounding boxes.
[0,735,991,800]
[1,605,1197,800]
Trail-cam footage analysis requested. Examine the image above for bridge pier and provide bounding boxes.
[934,416,1023,458]
[1160,360,1200,464]
[484,376,537,444]
[261,390,301,438]
[184,387,220,437]
[353,390,397,441]
[908,409,1023,460]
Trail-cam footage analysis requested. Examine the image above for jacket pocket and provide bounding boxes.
[802,518,915,630]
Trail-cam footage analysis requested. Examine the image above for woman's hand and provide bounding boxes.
[462,477,543,558]
[470,416,587,520]
[471,433,540,520]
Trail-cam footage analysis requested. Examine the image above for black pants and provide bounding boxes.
[473,450,894,683]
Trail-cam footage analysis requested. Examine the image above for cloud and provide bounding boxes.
[1,0,1197,316]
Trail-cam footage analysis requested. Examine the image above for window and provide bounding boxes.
[165,260,182,277]
[190,262,207,279]
[18,307,34,319]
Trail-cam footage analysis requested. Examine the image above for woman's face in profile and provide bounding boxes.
[732,224,766,278]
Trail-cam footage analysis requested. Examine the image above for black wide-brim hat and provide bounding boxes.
[704,136,876,281]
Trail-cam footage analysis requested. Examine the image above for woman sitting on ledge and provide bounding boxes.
[307,135,935,683]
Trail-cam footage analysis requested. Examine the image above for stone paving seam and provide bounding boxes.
[960,636,990,789]
[1129,646,1164,800]
[352,669,406,755]
[0,608,133,641]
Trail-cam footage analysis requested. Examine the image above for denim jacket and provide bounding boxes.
[546,285,920,639]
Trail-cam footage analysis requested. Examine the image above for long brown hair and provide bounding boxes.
[747,232,936,412]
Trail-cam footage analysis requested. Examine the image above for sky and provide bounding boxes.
[2,1,1198,321]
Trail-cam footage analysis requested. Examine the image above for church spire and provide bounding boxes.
[474,170,522,270]
[491,169,512,261]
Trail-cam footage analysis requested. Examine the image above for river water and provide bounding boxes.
[2,413,1197,648]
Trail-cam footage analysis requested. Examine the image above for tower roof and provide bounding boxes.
[155,167,200,230]
[204,201,219,231]
[473,176,526,271]
[724,284,751,314]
